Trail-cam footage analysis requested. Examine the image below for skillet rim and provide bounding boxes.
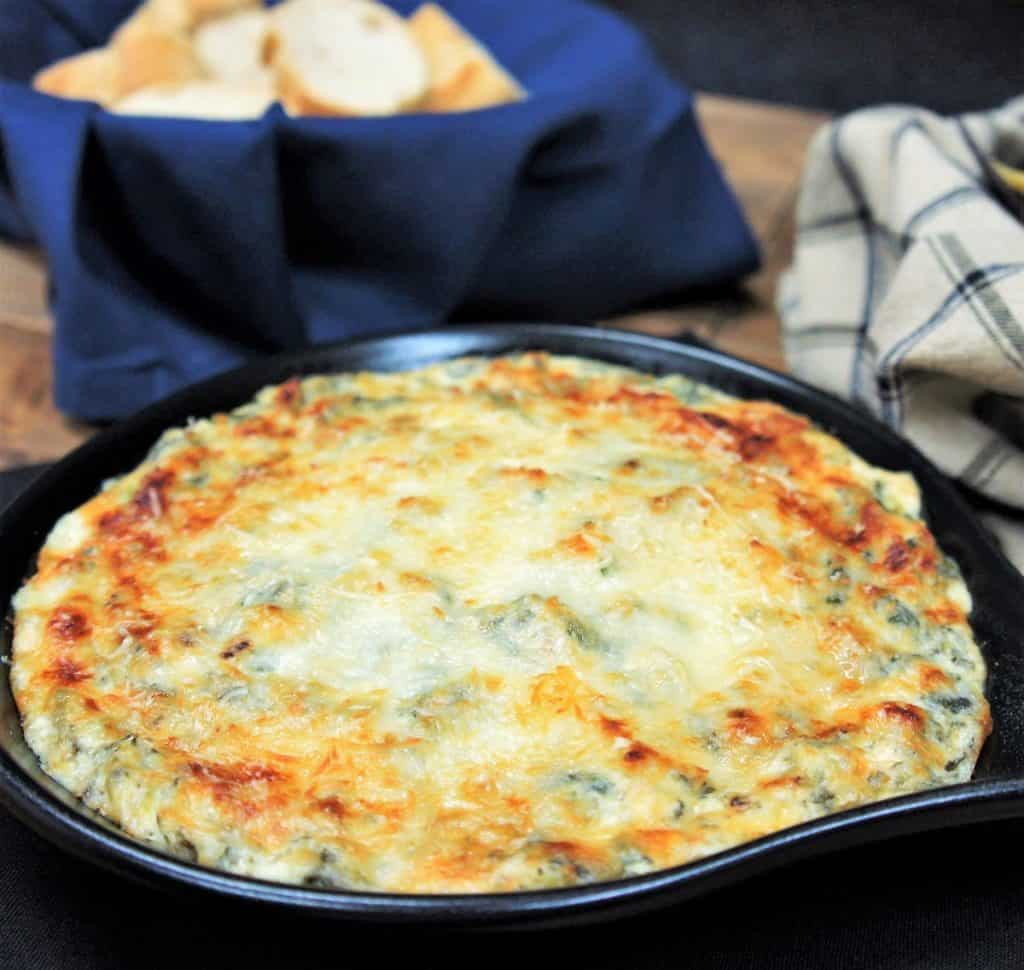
[1,322,1022,928]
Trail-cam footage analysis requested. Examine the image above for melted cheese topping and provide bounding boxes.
[10,354,989,892]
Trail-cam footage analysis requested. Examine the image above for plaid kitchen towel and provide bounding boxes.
[779,96,1024,572]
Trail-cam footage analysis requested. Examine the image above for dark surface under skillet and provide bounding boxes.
[0,324,1023,930]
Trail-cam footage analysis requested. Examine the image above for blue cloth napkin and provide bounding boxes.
[0,0,759,420]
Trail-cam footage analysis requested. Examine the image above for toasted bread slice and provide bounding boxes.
[193,7,271,81]
[32,48,123,105]
[32,34,198,106]
[408,3,524,113]
[32,25,201,105]
[111,77,274,119]
[123,0,192,34]
[32,0,259,105]
[266,0,428,116]
[140,0,261,33]
[111,10,203,95]
[186,0,263,26]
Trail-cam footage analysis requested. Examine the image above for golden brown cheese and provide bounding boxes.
[10,353,989,892]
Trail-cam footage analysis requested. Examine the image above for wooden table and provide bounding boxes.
[0,95,827,472]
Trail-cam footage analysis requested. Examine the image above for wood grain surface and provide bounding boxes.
[0,94,827,471]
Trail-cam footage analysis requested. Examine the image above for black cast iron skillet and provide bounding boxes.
[1,324,1023,930]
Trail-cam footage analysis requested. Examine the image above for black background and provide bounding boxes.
[600,0,1024,114]
[2,465,1023,969]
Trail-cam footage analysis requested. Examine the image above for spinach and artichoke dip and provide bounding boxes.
[11,353,990,893]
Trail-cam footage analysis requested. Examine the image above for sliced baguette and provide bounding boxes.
[32,0,258,106]
[266,0,428,116]
[32,20,201,105]
[193,7,271,81]
[408,3,524,113]
[111,77,274,119]
[185,0,263,26]
[111,16,203,95]
[138,0,262,33]
[32,48,123,105]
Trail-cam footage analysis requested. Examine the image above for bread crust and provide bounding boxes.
[32,48,123,105]
[409,3,524,112]
[143,0,262,33]
[111,18,203,96]
[274,59,355,117]
[31,1,206,104]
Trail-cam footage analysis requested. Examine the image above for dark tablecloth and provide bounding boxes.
[1,464,1022,969]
